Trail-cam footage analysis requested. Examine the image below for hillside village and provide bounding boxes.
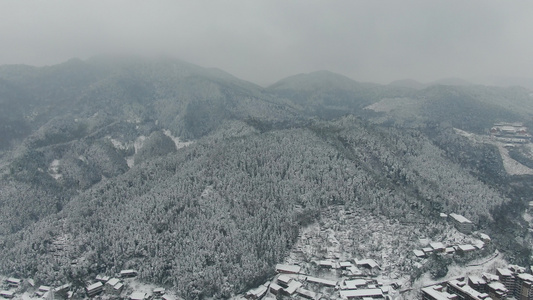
[0,271,181,300]
[0,206,509,300]
[231,206,511,300]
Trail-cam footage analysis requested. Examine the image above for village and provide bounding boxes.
[1,207,517,300]
[420,264,533,300]
[0,270,180,300]
[0,204,527,300]
[232,205,516,300]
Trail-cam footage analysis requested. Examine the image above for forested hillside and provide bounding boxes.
[0,117,515,298]
[0,56,531,299]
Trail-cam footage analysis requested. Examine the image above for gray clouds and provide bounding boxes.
[1,1,532,85]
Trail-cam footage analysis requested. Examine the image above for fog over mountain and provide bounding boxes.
[1,1,533,86]
[0,56,533,299]
[1,2,533,299]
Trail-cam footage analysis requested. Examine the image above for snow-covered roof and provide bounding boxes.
[509,265,526,273]
[479,233,491,241]
[488,281,508,292]
[96,275,110,282]
[347,265,363,275]
[339,261,353,268]
[275,264,301,274]
[107,278,120,286]
[449,213,472,224]
[38,286,51,292]
[277,274,293,285]
[130,292,147,300]
[6,278,22,284]
[500,126,518,132]
[474,241,485,249]
[343,279,367,290]
[469,275,486,285]
[430,242,445,250]
[356,258,380,268]
[339,288,383,298]
[305,276,337,287]
[162,294,175,300]
[482,273,499,282]
[53,283,71,292]
[269,282,282,293]
[448,280,489,299]
[421,286,456,300]
[497,268,513,277]
[296,288,317,299]
[457,244,476,252]
[413,249,426,257]
[246,285,267,298]
[86,282,103,291]
[284,280,302,295]
[0,290,14,296]
[317,260,335,267]
[517,273,533,283]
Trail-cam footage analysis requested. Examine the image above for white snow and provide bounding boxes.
[125,135,147,168]
[453,128,533,175]
[134,135,146,153]
[364,97,420,113]
[126,157,135,168]
[48,159,62,180]
[163,129,194,149]
[106,135,128,150]
[496,144,533,175]
[406,252,507,299]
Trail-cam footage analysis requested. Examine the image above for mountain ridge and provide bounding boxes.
[0,55,532,299]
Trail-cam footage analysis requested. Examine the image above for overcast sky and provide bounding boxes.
[1,1,533,86]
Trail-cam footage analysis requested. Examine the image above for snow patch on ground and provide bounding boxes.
[134,136,146,153]
[163,129,194,149]
[106,135,128,150]
[453,128,533,175]
[126,157,135,168]
[48,159,62,180]
[125,136,146,168]
[496,144,533,175]
[364,97,420,113]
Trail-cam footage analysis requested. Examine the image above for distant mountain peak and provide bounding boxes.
[267,70,372,91]
[429,77,473,87]
[388,79,425,90]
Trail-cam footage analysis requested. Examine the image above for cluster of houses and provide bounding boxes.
[421,264,533,300]
[241,260,397,300]
[1,278,70,300]
[490,123,531,144]
[0,270,175,300]
[1,278,69,300]
[85,270,172,300]
[1,278,23,299]
[413,213,490,259]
